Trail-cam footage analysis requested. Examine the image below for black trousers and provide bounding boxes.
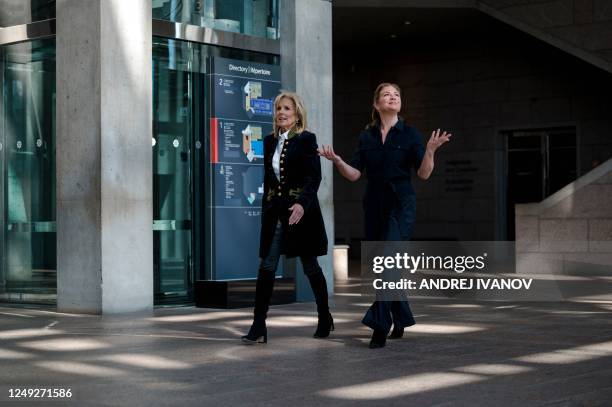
[253,221,329,322]
[362,197,417,333]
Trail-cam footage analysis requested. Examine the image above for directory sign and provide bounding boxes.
[209,57,281,280]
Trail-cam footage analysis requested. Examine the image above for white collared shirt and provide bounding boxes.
[273,130,289,180]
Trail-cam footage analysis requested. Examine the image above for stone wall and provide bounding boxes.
[515,157,612,276]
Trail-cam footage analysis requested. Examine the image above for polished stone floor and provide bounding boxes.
[1,279,612,406]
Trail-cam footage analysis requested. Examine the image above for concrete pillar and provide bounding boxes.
[0,0,32,27]
[56,0,153,314]
[280,0,334,300]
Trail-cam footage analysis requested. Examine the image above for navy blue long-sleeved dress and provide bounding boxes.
[349,120,425,333]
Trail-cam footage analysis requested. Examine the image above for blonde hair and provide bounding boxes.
[273,92,308,135]
[368,82,402,128]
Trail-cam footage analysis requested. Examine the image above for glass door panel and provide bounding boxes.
[505,127,577,240]
[153,39,204,304]
[1,39,56,304]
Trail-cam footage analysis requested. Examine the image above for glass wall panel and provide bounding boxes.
[153,39,201,304]
[152,0,279,39]
[0,0,55,27]
[152,37,277,304]
[0,38,56,304]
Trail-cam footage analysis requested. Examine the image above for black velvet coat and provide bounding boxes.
[259,129,328,258]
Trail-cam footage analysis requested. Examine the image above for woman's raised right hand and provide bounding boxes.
[318,145,341,163]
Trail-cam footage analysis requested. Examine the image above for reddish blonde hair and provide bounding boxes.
[368,82,402,128]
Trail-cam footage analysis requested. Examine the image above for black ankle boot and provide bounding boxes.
[241,319,267,344]
[369,329,387,349]
[313,312,335,338]
[388,326,404,339]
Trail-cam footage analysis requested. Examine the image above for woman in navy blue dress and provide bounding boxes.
[319,82,451,348]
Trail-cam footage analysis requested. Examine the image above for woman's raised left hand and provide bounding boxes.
[427,129,452,152]
[288,203,305,225]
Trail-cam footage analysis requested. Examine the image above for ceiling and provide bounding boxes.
[333,6,506,48]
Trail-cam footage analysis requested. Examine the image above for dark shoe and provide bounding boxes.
[241,320,267,344]
[388,326,404,339]
[369,330,387,349]
[313,313,335,338]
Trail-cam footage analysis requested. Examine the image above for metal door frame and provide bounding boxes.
[1,18,280,54]
[497,123,579,241]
